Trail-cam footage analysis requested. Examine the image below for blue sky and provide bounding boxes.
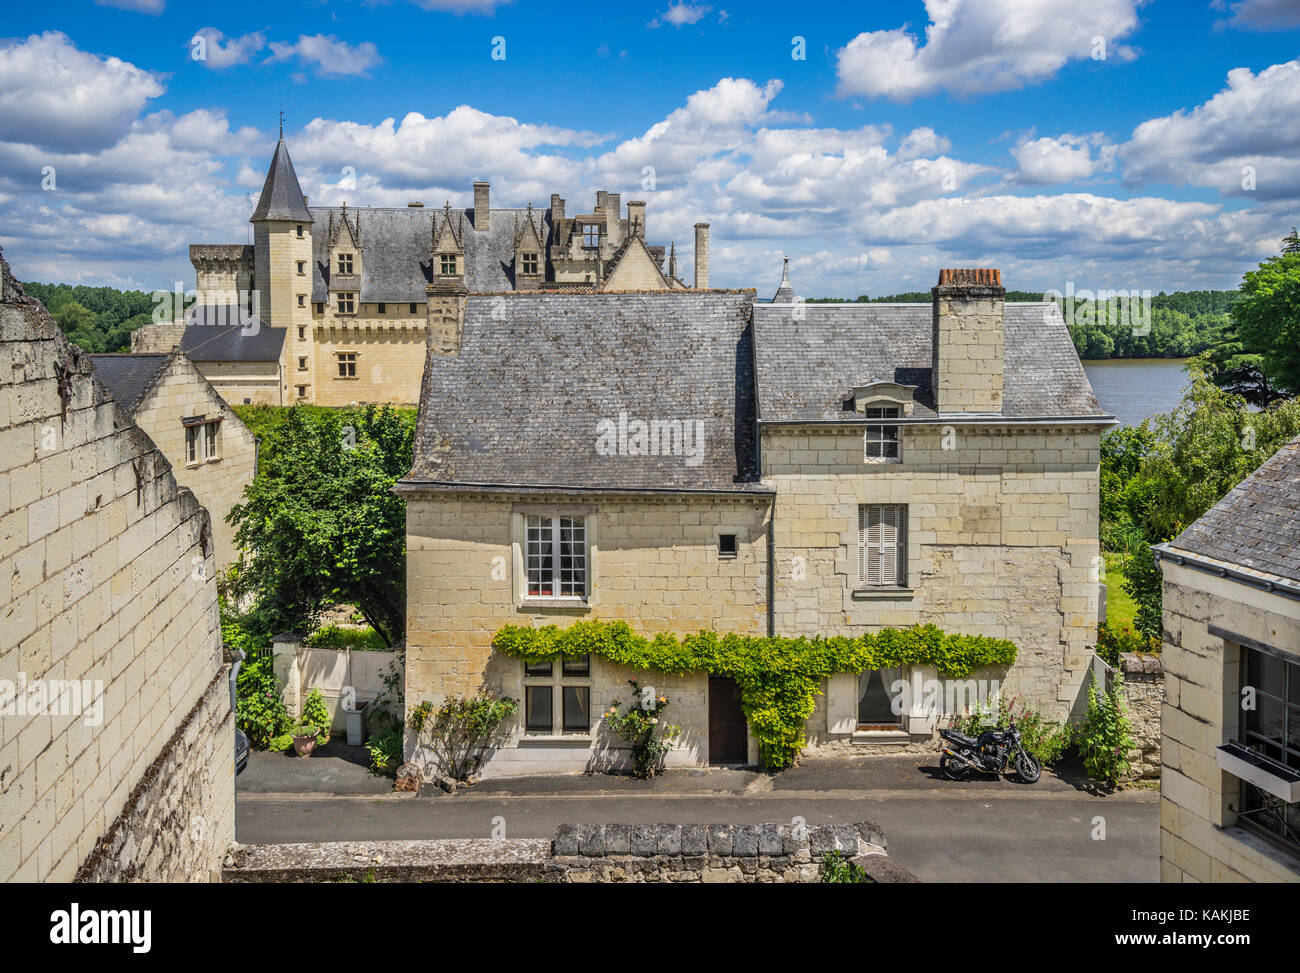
[2,0,1298,296]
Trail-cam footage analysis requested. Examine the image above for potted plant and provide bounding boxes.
[291,722,320,757]
[343,697,371,747]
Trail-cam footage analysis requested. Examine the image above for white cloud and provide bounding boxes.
[405,0,514,11]
[1121,58,1300,198]
[266,34,383,77]
[94,0,165,13]
[0,32,164,152]
[1213,0,1300,29]
[649,3,713,28]
[1012,133,1116,184]
[835,0,1142,100]
[192,28,266,69]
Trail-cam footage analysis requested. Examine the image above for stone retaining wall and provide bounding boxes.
[223,822,919,883]
[1119,652,1163,781]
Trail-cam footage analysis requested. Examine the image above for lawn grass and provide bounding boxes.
[1103,552,1138,630]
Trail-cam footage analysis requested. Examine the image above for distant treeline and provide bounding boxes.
[22,281,178,353]
[806,289,1239,360]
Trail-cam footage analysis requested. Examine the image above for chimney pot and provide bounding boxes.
[694,222,710,289]
[473,182,490,230]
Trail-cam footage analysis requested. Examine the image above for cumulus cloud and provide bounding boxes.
[192,27,266,69]
[266,34,383,77]
[1121,58,1300,199]
[94,0,165,13]
[1012,133,1117,184]
[835,0,1142,100]
[1213,0,1300,29]
[0,32,164,153]
[648,3,713,28]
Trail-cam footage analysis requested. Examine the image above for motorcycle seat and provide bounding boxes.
[941,728,979,747]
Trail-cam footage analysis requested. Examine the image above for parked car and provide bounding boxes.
[235,727,250,775]
[228,647,248,776]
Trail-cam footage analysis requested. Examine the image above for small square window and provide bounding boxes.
[522,252,539,275]
[409,302,418,314]
[337,351,357,378]
[440,253,458,276]
[718,534,738,559]
[338,253,353,274]
[298,326,306,340]
[314,302,324,315]
[378,302,386,314]
[296,224,303,238]
[297,261,305,275]
[525,659,554,678]
[562,654,590,677]
[297,294,305,307]
[298,357,307,370]
[296,385,307,398]
[337,293,355,314]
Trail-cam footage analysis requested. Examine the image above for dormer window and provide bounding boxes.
[337,292,355,314]
[864,407,900,460]
[582,224,601,248]
[522,252,539,276]
[440,253,458,276]
[338,253,354,274]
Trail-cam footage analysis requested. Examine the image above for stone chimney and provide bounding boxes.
[473,182,490,230]
[931,268,1005,414]
[694,223,710,289]
[627,200,646,239]
[550,193,565,228]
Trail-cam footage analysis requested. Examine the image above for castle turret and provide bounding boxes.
[250,134,313,332]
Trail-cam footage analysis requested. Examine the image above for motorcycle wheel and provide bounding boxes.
[1015,752,1042,784]
[940,752,971,781]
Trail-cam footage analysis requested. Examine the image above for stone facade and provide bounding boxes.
[1157,561,1300,882]
[0,251,234,882]
[1119,652,1163,781]
[403,492,771,773]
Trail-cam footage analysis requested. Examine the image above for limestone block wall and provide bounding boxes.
[129,355,257,569]
[763,422,1101,724]
[193,359,283,407]
[1158,561,1300,882]
[1120,653,1163,781]
[130,324,185,354]
[932,288,1004,413]
[0,257,234,882]
[402,491,770,774]
[310,323,427,406]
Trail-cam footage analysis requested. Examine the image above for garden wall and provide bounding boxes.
[1120,652,1163,781]
[271,635,398,732]
[221,822,919,883]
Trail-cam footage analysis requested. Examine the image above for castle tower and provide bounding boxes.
[250,133,314,332]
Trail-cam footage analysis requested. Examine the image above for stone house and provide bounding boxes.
[89,350,257,569]
[0,249,234,881]
[1153,434,1300,882]
[398,266,1112,776]
[133,135,706,408]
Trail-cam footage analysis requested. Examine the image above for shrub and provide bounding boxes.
[409,691,517,782]
[602,681,682,778]
[1096,621,1160,667]
[306,624,389,652]
[365,725,403,776]
[235,652,290,750]
[1075,671,1134,786]
[301,689,331,745]
[1123,547,1166,642]
[949,693,1070,767]
[268,733,293,752]
[821,851,869,883]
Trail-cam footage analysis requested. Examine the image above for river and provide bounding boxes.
[1082,358,1190,427]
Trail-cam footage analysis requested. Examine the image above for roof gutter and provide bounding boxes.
[393,479,776,500]
[1151,542,1300,602]
[760,414,1118,428]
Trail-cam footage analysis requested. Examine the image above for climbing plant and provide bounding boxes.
[492,620,1017,770]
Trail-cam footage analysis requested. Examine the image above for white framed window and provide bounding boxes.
[203,420,220,461]
[185,422,200,464]
[522,654,592,735]
[859,504,906,587]
[864,406,901,461]
[525,514,587,598]
[439,253,458,276]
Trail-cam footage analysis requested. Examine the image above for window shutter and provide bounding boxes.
[879,506,898,586]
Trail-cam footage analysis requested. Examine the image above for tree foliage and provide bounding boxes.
[23,281,165,353]
[228,405,413,647]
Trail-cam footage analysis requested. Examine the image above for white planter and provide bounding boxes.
[344,702,370,746]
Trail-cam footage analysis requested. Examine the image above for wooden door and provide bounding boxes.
[709,676,748,764]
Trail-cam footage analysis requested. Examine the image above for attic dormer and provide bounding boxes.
[433,202,465,281]
[850,379,917,417]
[513,204,544,291]
[326,204,362,311]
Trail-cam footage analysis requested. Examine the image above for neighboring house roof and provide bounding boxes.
[88,353,171,414]
[179,309,286,363]
[601,234,670,291]
[249,138,313,223]
[404,291,767,494]
[309,205,550,303]
[751,302,1107,422]
[1168,435,1300,586]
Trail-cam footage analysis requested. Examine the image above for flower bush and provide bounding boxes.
[602,681,682,778]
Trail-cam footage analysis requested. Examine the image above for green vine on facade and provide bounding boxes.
[492,620,1018,771]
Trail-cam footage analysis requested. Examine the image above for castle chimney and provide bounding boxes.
[473,182,490,230]
[932,268,1005,414]
[627,200,646,239]
[550,193,565,228]
[694,223,710,289]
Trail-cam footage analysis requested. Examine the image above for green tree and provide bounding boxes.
[1226,251,1300,397]
[228,406,413,646]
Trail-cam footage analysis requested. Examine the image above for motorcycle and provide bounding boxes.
[939,716,1041,783]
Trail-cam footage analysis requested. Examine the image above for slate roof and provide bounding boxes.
[752,302,1106,422]
[309,205,554,303]
[180,307,286,363]
[1169,435,1300,584]
[404,291,767,493]
[249,139,313,223]
[89,353,170,414]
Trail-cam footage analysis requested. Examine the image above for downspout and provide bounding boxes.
[766,502,775,637]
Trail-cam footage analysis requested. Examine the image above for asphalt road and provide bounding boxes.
[236,787,1159,882]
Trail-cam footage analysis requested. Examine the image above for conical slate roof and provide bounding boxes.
[250,138,312,223]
